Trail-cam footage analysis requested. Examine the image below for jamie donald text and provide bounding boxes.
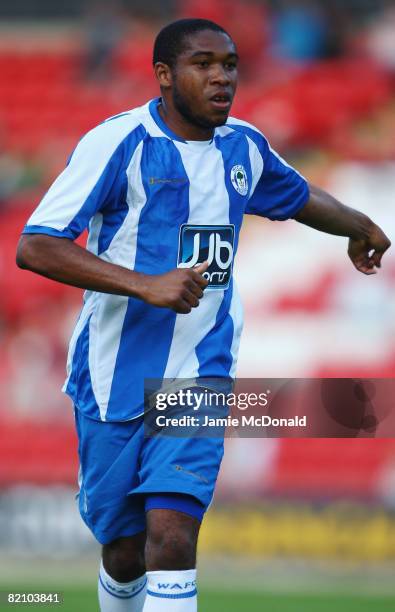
[155,414,307,428]
[150,388,308,433]
[144,378,395,438]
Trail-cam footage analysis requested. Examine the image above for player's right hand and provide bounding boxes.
[139,261,209,313]
[348,224,391,275]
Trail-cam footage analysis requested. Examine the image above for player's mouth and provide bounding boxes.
[209,92,232,111]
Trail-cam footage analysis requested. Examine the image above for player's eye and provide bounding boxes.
[225,62,237,70]
[197,61,209,68]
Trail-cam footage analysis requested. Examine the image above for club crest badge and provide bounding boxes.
[230,165,248,196]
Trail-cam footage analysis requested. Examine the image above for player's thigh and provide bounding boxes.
[74,408,146,544]
[136,388,227,509]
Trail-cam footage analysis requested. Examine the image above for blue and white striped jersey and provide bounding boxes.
[23,98,309,421]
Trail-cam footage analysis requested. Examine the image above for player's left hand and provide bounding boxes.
[348,224,391,275]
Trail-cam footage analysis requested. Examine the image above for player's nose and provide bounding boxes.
[209,64,231,86]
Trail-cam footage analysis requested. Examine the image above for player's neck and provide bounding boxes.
[158,99,214,142]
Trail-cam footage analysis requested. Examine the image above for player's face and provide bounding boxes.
[171,30,238,129]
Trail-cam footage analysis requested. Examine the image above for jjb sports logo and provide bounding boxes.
[178,224,235,290]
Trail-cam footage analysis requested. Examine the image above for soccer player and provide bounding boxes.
[16,18,390,612]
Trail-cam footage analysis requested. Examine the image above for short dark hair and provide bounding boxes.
[153,18,231,68]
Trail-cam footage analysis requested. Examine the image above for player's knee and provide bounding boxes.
[102,536,146,582]
[146,520,198,569]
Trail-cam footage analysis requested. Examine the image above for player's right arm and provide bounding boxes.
[16,235,208,314]
[16,118,208,315]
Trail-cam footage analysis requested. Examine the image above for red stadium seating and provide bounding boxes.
[0,43,391,153]
[0,35,394,504]
[0,419,77,485]
[271,439,395,500]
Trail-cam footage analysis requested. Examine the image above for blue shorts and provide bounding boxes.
[74,400,225,545]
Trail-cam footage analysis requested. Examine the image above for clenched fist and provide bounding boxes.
[139,261,209,314]
[348,225,391,275]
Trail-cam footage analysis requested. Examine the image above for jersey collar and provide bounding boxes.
[149,98,214,145]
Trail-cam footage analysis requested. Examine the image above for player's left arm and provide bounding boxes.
[294,183,391,275]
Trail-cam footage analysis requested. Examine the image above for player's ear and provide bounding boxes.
[154,62,173,88]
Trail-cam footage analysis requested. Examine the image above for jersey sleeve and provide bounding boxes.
[230,120,309,220]
[23,119,137,240]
